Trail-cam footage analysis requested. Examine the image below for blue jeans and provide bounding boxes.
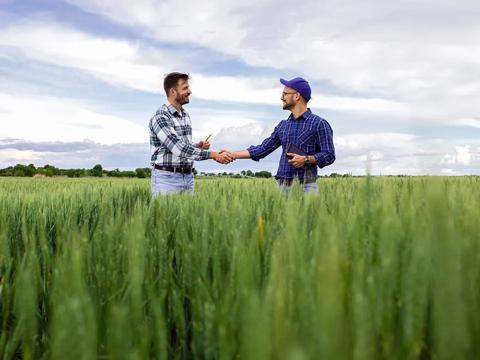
[151,169,194,196]
[277,180,318,193]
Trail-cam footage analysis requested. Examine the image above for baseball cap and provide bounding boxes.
[280,77,311,101]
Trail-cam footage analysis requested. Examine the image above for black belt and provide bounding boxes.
[153,164,193,174]
[277,177,317,186]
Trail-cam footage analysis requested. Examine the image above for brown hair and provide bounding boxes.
[163,72,190,96]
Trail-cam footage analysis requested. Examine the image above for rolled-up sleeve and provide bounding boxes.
[314,120,335,168]
[151,114,210,161]
[247,123,281,161]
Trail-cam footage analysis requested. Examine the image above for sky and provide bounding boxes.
[1,0,479,175]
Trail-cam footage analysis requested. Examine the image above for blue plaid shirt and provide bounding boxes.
[149,103,210,167]
[247,109,335,180]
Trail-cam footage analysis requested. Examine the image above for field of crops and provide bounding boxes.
[0,176,479,359]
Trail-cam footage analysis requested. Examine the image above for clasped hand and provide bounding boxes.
[215,150,236,164]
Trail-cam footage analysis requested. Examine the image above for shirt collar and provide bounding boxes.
[166,102,184,117]
[288,108,312,121]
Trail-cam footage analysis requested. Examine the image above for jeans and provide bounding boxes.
[151,169,194,196]
[277,180,318,193]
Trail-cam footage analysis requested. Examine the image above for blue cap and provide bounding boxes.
[280,77,311,101]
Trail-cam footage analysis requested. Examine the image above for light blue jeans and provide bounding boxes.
[277,180,318,193]
[151,169,194,196]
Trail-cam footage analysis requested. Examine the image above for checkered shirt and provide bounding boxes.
[149,103,210,167]
[247,109,335,180]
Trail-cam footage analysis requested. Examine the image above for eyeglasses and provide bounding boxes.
[281,92,298,98]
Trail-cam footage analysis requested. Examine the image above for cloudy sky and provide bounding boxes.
[1,0,479,175]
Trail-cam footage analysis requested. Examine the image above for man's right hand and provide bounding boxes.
[211,150,235,164]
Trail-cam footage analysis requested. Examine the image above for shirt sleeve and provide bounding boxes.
[247,123,282,161]
[314,120,336,168]
[150,114,210,161]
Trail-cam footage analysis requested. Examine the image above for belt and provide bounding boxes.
[153,164,193,174]
[277,177,317,186]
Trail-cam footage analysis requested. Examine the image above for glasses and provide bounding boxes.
[281,92,298,98]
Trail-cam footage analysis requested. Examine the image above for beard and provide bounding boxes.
[283,101,293,110]
[175,93,190,105]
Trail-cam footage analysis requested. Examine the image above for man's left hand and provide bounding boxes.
[287,153,306,168]
[198,140,210,150]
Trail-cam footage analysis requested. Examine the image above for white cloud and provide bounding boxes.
[212,123,273,151]
[0,77,278,149]
[327,132,480,175]
[0,148,40,165]
[335,132,418,154]
[456,145,472,165]
[63,0,480,123]
[190,108,260,141]
[192,75,409,114]
[0,19,416,116]
[0,92,146,144]
[0,140,150,169]
[442,145,473,166]
[457,118,480,129]
[0,20,167,92]
[190,75,279,105]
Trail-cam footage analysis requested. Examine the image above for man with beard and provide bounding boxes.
[228,77,335,192]
[149,72,233,196]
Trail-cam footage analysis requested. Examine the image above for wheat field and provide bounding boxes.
[0,176,479,359]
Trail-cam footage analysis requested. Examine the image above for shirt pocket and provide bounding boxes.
[298,128,316,146]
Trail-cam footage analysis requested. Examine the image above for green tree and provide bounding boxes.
[135,168,147,178]
[254,171,272,178]
[107,168,121,177]
[90,164,103,177]
[13,164,36,177]
[41,164,61,177]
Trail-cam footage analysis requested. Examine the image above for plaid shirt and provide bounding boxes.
[149,103,210,167]
[247,109,335,180]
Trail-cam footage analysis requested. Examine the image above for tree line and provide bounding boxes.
[0,164,274,179]
[0,164,150,178]
[0,164,366,179]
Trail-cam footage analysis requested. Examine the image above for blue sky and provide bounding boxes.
[1,0,479,175]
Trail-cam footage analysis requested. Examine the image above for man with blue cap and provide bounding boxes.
[229,77,335,192]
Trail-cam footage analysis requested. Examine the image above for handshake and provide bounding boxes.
[211,150,236,164]
[197,139,236,165]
